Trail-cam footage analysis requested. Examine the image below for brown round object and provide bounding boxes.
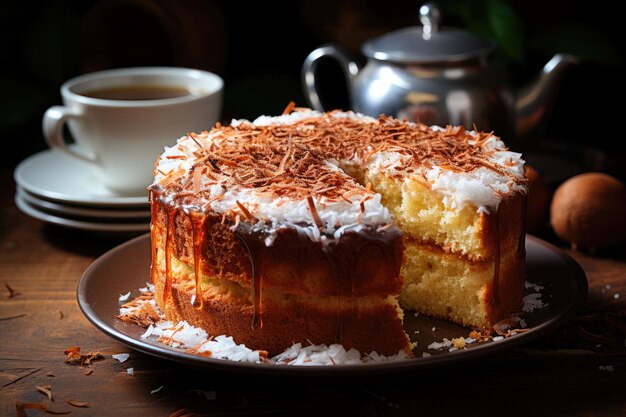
[550,172,626,249]
[525,165,552,235]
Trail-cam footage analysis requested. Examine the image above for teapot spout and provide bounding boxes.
[515,53,578,138]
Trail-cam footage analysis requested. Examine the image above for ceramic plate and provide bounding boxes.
[14,150,148,207]
[17,187,151,219]
[77,234,587,376]
[15,194,150,233]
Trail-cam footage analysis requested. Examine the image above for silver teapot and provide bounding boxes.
[302,3,577,140]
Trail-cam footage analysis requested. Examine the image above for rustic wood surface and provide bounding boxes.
[1,170,625,417]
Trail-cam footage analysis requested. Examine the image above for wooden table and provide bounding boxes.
[1,171,625,417]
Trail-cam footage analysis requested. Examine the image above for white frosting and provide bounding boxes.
[207,181,392,246]
[363,133,525,213]
[153,111,526,244]
[252,109,375,126]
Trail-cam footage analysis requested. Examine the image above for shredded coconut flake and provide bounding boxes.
[118,292,131,302]
[112,353,129,363]
[522,292,546,312]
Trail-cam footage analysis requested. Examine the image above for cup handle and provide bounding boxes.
[42,106,97,164]
[301,44,361,112]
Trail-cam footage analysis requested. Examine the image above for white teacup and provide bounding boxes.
[42,67,223,195]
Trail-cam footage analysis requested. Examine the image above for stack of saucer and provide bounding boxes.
[14,150,150,233]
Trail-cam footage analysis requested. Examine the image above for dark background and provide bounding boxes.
[2,0,625,182]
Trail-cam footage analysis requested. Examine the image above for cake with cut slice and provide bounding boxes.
[148,107,527,356]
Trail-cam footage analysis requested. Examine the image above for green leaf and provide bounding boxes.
[487,0,524,62]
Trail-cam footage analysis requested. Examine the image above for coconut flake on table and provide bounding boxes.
[112,353,130,363]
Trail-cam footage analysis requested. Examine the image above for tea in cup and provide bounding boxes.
[42,67,223,194]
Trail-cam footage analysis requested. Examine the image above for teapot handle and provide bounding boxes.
[301,44,360,111]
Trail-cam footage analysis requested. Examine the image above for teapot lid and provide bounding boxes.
[361,3,496,63]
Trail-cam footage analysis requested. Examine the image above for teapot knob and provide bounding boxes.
[419,2,441,38]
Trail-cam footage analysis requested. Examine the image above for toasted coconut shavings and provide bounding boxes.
[63,346,103,366]
[36,385,53,401]
[5,283,20,298]
[15,401,47,417]
[67,399,90,408]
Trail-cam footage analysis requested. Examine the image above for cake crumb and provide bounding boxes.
[127,368,134,375]
[421,352,431,358]
[614,293,621,299]
[599,365,614,372]
[431,327,436,331]
[451,337,466,349]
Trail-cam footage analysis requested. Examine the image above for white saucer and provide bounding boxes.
[15,193,150,233]
[17,187,151,219]
[14,149,149,208]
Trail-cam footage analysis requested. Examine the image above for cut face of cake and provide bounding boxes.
[149,108,527,356]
